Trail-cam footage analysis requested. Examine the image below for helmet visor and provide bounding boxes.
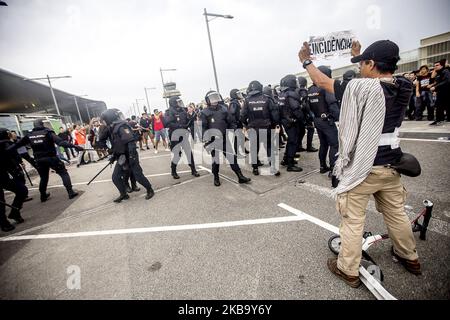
[176,99,185,109]
[207,92,222,105]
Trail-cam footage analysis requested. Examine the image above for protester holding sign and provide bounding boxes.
[299,39,421,288]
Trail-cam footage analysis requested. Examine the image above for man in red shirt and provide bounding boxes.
[152,109,169,153]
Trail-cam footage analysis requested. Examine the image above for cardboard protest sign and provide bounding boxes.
[309,30,355,60]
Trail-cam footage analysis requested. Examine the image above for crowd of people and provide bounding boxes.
[2,38,450,291]
[403,59,450,124]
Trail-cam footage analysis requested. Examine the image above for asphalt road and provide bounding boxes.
[0,122,449,300]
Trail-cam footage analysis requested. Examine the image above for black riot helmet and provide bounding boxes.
[230,89,244,100]
[263,86,273,98]
[343,70,357,81]
[33,119,45,128]
[168,96,180,108]
[280,75,298,90]
[318,65,332,78]
[246,81,263,96]
[0,127,10,140]
[100,108,124,125]
[205,91,223,106]
[297,76,307,88]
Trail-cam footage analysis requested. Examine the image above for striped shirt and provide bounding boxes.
[332,78,386,198]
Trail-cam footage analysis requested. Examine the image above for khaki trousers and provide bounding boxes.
[336,166,419,277]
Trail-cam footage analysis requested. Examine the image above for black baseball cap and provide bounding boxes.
[351,40,400,65]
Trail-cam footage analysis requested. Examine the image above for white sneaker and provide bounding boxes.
[165,148,170,152]
[154,150,158,154]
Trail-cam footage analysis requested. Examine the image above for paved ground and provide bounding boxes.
[0,121,449,300]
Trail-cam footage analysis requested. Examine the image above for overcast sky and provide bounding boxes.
[1,0,449,115]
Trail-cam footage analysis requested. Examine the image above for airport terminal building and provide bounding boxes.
[0,68,107,135]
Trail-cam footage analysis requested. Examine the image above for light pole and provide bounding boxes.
[203,8,233,94]
[23,75,72,116]
[144,87,157,113]
[73,94,88,124]
[159,68,177,109]
[135,98,145,116]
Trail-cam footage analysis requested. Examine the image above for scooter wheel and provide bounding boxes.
[328,235,341,255]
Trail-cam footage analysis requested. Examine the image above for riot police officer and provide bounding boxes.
[165,96,200,180]
[99,109,155,203]
[9,120,83,202]
[0,128,28,231]
[229,89,247,157]
[241,81,280,176]
[335,70,357,107]
[201,91,251,187]
[278,75,304,172]
[297,76,318,153]
[307,66,340,174]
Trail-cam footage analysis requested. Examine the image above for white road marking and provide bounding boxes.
[4,175,210,238]
[26,169,208,191]
[278,203,396,301]
[277,203,339,234]
[400,138,450,143]
[0,215,304,242]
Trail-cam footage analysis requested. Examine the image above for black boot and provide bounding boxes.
[214,175,221,187]
[190,166,200,177]
[281,158,288,167]
[307,146,318,153]
[132,185,141,192]
[287,159,303,172]
[113,194,130,203]
[126,185,133,193]
[1,220,15,232]
[252,168,260,176]
[298,146,307,152]
[8,209,24,224]
[67,188,79,199]
[236,171,251,184]
[257,160,264,167]
[40,192,51,203]
[145,188,155,200]
[171,164,180,180]
[320,165,331,174]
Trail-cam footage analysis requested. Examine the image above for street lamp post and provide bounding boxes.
[73,95,88,124]
[203,8,233,94]
[144,87,157,113]
[159,68,177,109]
[23,75,71,116]
[135,98,145,115]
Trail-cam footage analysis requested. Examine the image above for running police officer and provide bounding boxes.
[9,120,82,202]
[201,91,251,187]
[0,128,28,231]
[241,81,280,176]
[165,96,200,180]
[99,109,155,203]
[308,66,340,175]
[297,76,318,153]
[278,75,304,172]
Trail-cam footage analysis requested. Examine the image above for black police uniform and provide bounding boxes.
[0,129,29,231]
[241,81,280,175]
[308,84,340,173]
[9,123,81,201]
[278,75,304,172]
[297,84,317,153]
[229,89,248,157]
[99,116,154,203]
[165,97,199,179]
[201,92,251,186]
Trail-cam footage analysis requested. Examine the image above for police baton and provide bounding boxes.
[87,160,112,186]
[22,166,33,186]
[0,200,20,211]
